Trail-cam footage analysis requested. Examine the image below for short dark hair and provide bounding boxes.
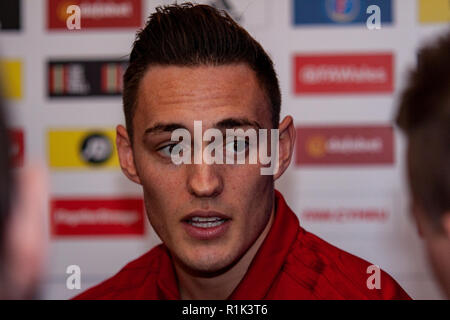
[123,3,281,143]
[396,30,450,230]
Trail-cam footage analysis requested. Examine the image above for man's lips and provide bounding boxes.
[181,211,231,240]
[181,211,231,223]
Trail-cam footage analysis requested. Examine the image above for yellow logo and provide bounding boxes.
[0,60,22,99]
[419,0,450,23]
[48,129,119,169]
[306,136,327,158]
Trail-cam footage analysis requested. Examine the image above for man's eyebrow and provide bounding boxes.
[143,118,262,136]
[214,118,262,130]
[144,123,187,135]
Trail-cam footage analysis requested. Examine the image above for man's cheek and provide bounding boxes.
[225,163,261,180]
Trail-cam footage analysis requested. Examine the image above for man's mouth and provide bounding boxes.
[186,216,228,228]
[182,212,231,240]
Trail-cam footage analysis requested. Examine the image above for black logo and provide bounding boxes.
[80,133,113,165]
[48,59,128,98]
[0,0,21,30]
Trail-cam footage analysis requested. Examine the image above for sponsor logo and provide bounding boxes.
[9,129,24,167]
[302,208,388,222]
[0,60,22,99]
[297,193,396,237]
[50,198,145,236]
[0,0,21,30]
[296,126,394,165]
[293,0,392,25]
[326,0,360,23]
[47,0,142,30]
[294,53,393,94]
[418,0,450,23]
[48,60,127,97]
[80,133,113,165]
[48,129,119,169]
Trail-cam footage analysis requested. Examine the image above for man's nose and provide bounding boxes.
[186,163,223,198]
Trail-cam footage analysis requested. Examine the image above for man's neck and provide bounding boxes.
[174,204,276,300]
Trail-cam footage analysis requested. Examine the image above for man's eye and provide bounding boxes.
[157,143,181,157]
[225,139,249,154]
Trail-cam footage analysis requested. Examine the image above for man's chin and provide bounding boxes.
[174,251,238,277]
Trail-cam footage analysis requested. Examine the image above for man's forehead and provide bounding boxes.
[140,64,264,102]
[136,64,272,129]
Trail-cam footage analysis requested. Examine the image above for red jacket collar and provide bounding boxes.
[228,190,299,299]
[156,190,300,299]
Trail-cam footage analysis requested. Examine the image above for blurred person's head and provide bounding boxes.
[396,31,450,298]
[116,3,295,281]
[0,93,47,299]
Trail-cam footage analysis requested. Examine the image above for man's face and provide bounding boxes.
[412,204,450,298]
[408,147,450,298]
[124,64,276,274]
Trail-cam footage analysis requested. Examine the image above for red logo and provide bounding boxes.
[293,53,393,94]
[9,129,24,167]
[302,209,389,223]
[296,125,394,165]
[47,0,142,30]
[50,198,145,236]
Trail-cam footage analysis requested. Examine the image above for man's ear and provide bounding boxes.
[274,116,296,180]
[116,125,141,185]
[441,211,450,240]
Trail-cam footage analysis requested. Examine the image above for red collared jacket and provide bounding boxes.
[74,191,411,300]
